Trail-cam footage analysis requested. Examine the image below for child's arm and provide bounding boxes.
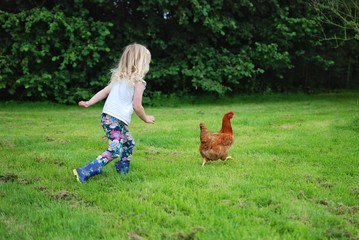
[78,85,111,108]
[133,82,155,124]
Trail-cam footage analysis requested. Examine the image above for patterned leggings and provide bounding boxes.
[96,113,135,172]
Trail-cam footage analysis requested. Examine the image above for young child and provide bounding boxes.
[73,43,155,183]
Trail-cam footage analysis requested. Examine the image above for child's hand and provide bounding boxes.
[146,115,155,124]
[78,101,90,108]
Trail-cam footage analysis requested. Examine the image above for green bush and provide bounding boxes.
[0,5,112,103]
[0,1,358,103]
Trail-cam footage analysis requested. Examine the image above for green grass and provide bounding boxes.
[1,92,358,239]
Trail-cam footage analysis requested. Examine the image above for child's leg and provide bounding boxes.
[96,114,132,166]
[73,114,129,183]
[115,131,135,174]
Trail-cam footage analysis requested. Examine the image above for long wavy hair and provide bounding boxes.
[110,43,151,86]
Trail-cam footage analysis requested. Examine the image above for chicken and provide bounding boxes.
[199,112,235,167]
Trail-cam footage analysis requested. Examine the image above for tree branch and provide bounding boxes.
[311,0,359,43]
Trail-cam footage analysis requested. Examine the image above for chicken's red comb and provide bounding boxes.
[225,112,234,118]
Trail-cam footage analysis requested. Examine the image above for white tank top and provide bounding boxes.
[102,79,145,125]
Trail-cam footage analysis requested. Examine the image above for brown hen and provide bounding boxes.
[199,112,235,167]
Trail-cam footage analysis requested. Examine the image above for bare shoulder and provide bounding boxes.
[135,80,146,88]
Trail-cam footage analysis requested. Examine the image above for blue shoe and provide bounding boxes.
[115,161,130,175]
[73,168,86,183]
[73,160,103,183]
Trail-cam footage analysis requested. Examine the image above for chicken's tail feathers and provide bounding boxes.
[199,123,208,132]
[199,123,210,143]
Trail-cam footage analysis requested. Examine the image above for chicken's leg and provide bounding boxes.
[201,158,207,167]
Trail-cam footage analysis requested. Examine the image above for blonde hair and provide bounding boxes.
[110,43,151,85]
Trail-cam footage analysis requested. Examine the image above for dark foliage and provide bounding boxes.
[0,0,358,103]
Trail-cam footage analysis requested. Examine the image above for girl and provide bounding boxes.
[73,43,155,183]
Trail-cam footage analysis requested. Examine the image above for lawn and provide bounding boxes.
[0,92,358,239]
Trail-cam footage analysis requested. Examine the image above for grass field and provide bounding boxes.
[0,92,358,239]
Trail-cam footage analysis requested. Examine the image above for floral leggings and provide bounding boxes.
[96,113,135,173]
